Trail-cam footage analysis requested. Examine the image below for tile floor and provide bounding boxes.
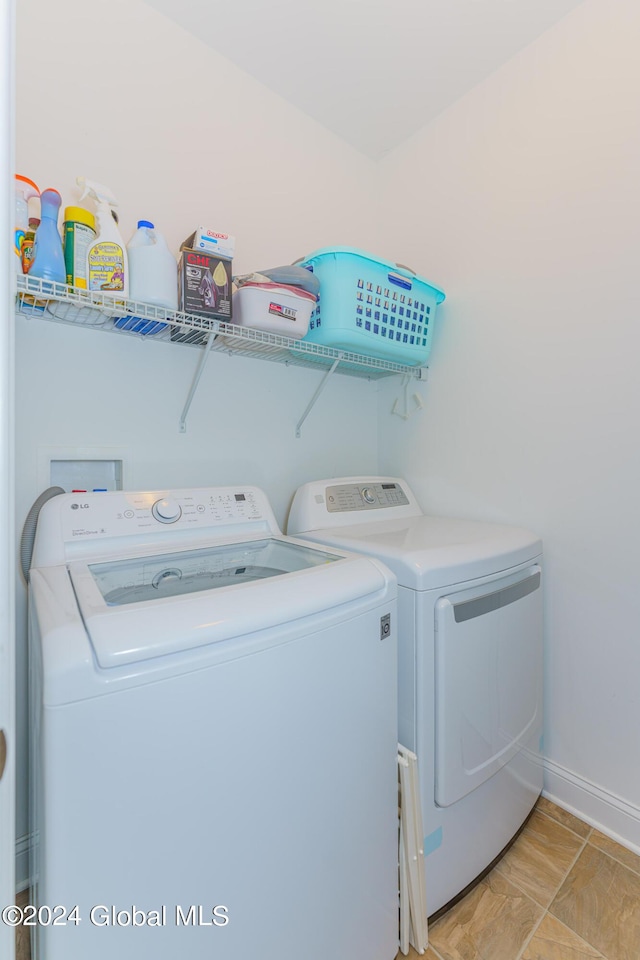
[407,797,640,960]
[14,797,640,960]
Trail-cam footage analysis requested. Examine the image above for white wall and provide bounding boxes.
[14,0,382,885]
[378,0,640,846]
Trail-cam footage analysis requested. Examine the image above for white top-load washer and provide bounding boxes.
[28,486,399,960]
[288,477,544,918]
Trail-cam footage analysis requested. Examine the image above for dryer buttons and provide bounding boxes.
[151,497,183,524]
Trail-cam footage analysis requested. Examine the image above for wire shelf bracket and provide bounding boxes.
[295,355,342,438]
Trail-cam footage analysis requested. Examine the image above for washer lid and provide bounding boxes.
[68,537,388,668]
[295,516,542,589]
[88,538,338,605]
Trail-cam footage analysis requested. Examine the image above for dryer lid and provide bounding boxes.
[295,515,542,589]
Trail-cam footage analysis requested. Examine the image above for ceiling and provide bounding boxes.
[145,0,586,159]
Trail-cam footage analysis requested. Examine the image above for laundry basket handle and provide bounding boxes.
[394,262,416,277]
[292,254,417,277]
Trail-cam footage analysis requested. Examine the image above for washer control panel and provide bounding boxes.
[325,481,410,513]
[35,487,280,562]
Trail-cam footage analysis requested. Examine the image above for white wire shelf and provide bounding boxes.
[15,275,425,382]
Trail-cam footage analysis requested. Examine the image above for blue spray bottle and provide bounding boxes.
[30,189,66,287]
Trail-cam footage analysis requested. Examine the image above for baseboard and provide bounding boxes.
[544,757,640,855]
[15,833,32,892]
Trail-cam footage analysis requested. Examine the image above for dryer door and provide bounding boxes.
[434,564,542,807]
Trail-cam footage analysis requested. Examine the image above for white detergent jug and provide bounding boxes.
[127,220,178,308]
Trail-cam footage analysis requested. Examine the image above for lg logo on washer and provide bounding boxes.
[71,503,89,510]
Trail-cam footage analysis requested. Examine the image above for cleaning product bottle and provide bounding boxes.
[14,175,40,272]
[127,221,178,307]
[63,206,96,288]
[76,177,128,297]
[21,216,40,274]
[29,189,66,286]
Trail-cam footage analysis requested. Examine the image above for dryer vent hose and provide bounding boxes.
[20,486,65,583]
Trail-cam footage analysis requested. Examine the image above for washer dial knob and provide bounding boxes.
[361,487,376,504]
[151,497,182,524]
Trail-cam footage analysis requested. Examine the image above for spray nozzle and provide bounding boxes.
[76,176,118,208]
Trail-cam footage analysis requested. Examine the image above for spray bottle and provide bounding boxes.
[14,175,40,273]
[76,177,128,297]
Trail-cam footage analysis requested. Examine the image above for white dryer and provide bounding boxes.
[28,486,399,960]
[288,477,544,918]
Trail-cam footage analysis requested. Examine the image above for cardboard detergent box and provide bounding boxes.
[184,227,235,260]
[177,245,233,321]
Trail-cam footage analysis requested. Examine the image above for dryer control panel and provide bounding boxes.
[325,482,410,512]
[287,476,424,535]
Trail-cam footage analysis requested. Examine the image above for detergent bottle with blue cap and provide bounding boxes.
[77,177,128,297]
[113,220,178,335]
[127,220,177,308]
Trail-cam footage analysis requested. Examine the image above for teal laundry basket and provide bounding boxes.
[296,247,445,366]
